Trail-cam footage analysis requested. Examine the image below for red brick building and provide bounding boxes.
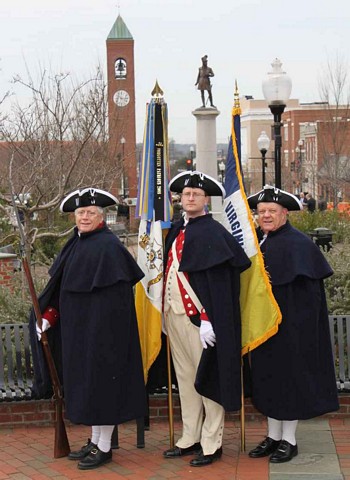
[282,105,350,203]
[0,253,17,291]
[241,98,350,203]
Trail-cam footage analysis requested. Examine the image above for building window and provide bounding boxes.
[284,124,288,141]
[284,151,289,167]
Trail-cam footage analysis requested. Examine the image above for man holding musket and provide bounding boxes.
[30,187,146,470]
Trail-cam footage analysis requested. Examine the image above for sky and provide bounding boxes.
[1,0,349,144]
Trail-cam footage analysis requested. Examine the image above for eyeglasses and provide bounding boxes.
[75,210,99,217]
[181,192,205,198]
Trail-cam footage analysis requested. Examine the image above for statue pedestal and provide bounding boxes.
[192,107,222,220]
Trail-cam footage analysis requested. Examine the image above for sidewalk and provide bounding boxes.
[0,417,349,479]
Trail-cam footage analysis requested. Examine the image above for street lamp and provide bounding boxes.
[257,130,270,188]
[218,160,225,183]
[120,137,126,197]
[295,139,305,193]
[262,58,292,189]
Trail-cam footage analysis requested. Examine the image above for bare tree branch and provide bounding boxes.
[0,64,125,256]
[317,54,350,206]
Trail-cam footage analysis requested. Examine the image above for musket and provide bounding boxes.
[10,187,70,458]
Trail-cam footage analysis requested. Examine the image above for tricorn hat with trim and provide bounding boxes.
[247,185,302,211]
[60,187,118,213]
[169,171,225,197]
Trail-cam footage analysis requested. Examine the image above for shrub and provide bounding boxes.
[323,240,350,314]
[0,271,47,324]
[288,209,350,243]
[288,210,350,313]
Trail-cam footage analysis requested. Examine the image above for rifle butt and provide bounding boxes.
[54,401,70,458]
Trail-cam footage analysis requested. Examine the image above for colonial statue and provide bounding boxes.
[195,55,215,108]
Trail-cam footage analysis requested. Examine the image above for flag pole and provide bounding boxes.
[162,223,175,449]
[240,359,246,451]
[166,335,175,448]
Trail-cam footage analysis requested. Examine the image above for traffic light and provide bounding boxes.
[186,159,192,170]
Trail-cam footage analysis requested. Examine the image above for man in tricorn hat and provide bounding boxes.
[162,171,251,466]
[246,185,339,463]
[29,187,146,470]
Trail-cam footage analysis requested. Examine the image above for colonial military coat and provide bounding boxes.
[250,221,339,420]
[29,224,146,425]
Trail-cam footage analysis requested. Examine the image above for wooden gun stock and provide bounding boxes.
[53,386,71,458]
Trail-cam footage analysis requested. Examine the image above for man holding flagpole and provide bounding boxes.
[162,170,251,467]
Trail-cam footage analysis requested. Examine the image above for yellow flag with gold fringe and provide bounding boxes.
[135,86,172,381]
[221,84,282,354]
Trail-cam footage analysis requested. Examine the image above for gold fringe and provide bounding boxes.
[230,114,282,355]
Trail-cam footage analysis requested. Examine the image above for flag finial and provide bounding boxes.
[151,80,164,102]
[234,80,240,108]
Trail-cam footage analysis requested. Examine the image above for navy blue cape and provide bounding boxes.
[29,225,147,425]
[249,222,339,420]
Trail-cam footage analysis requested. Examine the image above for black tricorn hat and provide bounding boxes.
[247,185,302,211]
[169,170,225,197]
[60,187,118,213]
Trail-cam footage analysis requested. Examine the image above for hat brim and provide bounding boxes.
[247,185,302,211]
[60,188,118,213]
[169,170,225,197]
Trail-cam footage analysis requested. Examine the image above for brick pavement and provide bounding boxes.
[0,418,349,479]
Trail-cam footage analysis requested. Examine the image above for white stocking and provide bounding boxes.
[97,425,115,453]
[91,425,100,445]
[282,420,298,446]
[267,417,282,441]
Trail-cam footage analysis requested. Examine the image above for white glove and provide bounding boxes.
[199,320,216,349]
[36,318,51,341]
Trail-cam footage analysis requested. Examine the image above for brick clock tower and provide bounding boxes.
[106,15,137,202]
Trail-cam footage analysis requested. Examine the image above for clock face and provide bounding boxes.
[113,89,130,107]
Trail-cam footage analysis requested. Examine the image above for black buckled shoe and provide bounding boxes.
[68,439,97,460]
[248,437,280,458]
[163,442,202,458]
[77,447,112,470]
[269,440,298,463]
[189,446,222,467]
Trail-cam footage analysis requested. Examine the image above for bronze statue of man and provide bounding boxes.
[195,55,215,108]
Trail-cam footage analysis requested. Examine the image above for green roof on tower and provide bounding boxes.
[107,14,133,40]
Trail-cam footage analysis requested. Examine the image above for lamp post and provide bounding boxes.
[262,58,292,189]
[218,160,225,183]
[295,138,305,194]
[257,130,270,188]
[120,137,126,197]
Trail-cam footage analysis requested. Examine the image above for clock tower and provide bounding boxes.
[106,15,137,200]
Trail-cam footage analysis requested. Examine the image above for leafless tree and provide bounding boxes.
[0,65,124,258]
[318,54,350,206]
